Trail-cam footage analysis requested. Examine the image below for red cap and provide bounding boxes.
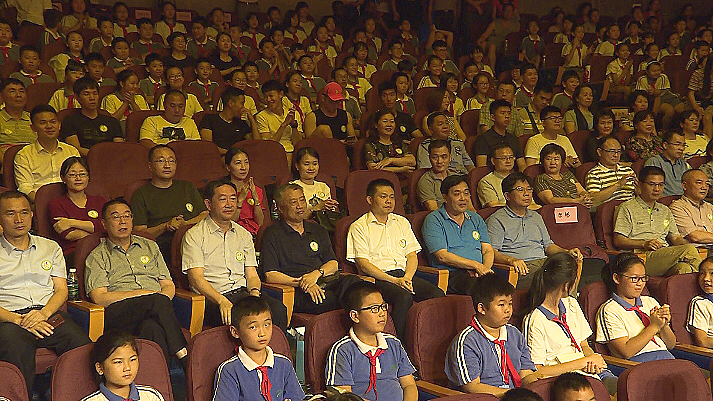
[323,82,345,101]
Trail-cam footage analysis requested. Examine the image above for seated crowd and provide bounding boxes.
[2,1,713,401]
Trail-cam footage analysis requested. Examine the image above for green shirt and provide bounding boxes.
[130,180,206,228]
[0,109,35,144]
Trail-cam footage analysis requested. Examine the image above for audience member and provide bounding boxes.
[563,84,594,134]
[199,87,256,154]
[224,147,266,236]
[551,372,598,401]
[687,257,713,347]
[417,140,467,211]
[669,169,713,245]
[534,144,593,208]
[478,81,524,137]
[0,79,34,152]
[304,82,355,141]
[643,130,691,197]
[417,112,474,174]
[139,90,201,149]
[474,99,526,171]
[518,82,552,135]
[255,79,300,162]
[11,45,54,87]
[290,147,339,216]
[525,106,580,167]
[585,136,636,207]
[477,144,517,208]
[583,109,616,164]
[364,110,416,175]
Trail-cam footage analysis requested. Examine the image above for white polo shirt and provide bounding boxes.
[346,212,421,273]
[181,216,257,295]
[687,294,713,336]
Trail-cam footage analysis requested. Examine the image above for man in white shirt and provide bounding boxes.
[346,178,444,342]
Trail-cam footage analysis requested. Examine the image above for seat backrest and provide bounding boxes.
[26,82,63,111]
[3,144,24,189]
[233,140,290,186]
[657,195,679,206]
[568,130,592,161]
[51,339,175,401]
[344,170,404,216]
[460,109,480,138]
[575,161,597,187]
[333,214,361,273]
[408,168,430,213]
[408,210,431,266]
[688,155,709,169]
[659,273,699,345]
[578,281,612,354]
[34,182,68,241]
[525,374,612,401]
[125,110,162,142]
[467,166,493,210]
[87,142,151,199]
[304,309,396,393]
[477,206,501,221]
[593,199,624,250]
[407,295,475,386]
[0,361,29,401]
[518,134,533,158]
[169,223,194,290]
[589,55,615,82]
[192,110,216,131]
[294,138,350,188]
[73,232,103,300]
[538,203,607,261]
[170,140,226,188]
[351,138,369,171]
[187,325,291,401]
[124,179,152,203]
[618,359,712,401]
[408,136,427,161]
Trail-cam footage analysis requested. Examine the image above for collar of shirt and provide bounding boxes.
[634,196,660,213]
[33,140,67,154]
[595,162,625,172]
[681,195,707,209]
[366,211,395,226]
[657,153,686,167]
[105,235,143,253]
[520,86,534,97]
[278,218,314,236]
[149,76,163,85]
[437,205,472,224]
[99,382,140,401]
[536,299,567,320]
[611,292,643,309]
[197,79,213,86]
[44,28,61,40]
[205,215,236,235]
[473,316,508,342]
[0,234,36,255]
[493,170,510,179]
[0,108,30,122]
[20,70,40,78]
[504,204,533,220]
[237,345,275,370]
[348,327,389,354]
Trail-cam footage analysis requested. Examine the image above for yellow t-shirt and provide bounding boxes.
[48,88,80,112]
[101,93,151,121]
[282,95,312,133]
[139,115,200,144]
[255,104,294,152]
[157,92,204,118]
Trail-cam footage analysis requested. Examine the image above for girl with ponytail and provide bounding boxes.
[595,252,676,362]
[522,253,617,394]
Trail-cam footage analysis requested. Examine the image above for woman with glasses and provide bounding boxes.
[564,84,594,134]
[596,253,676,362]
[583,109,616,164]
[534,144,593,208]
[48,157,106,256]
[625,110,662,162]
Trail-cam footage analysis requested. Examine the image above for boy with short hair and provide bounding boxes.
[85,52,116,87]
[520,20,544,69]
[445,273,537,397]
[187,16,217,59]
[213,296,304,401]
[188,58,219,105]
[48,60,84,111]
[10,45,54,87]
[0,19,18,66]
[255,38,284,80]
[41,9,64,51]
[89,16,114,53]
[139,53,165,107]
[426,40,458,74]
[132,18,165,58]
[551,372,596,401]
[381,39,415,71]
[393,72,415,116]
[325,281,418,401]
[243,61,262,100]
[418,56,443,89]
[299,55,327,104]
[551,70,580,112]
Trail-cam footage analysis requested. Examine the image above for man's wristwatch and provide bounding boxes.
[318,267,325,276]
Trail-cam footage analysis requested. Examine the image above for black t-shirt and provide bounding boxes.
[198,113,251,149]
[473,127,524,163]
[315,109,349,140]
[259,219,337,278]
[162,54,197,70]
[60,111,123,148]
[209,54,240,71]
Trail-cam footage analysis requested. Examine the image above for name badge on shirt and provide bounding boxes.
[41,260,52,271]
[186,203,193,212]
[88,210,99,218]
[708,214,713,221]
[99,124,108,132]
[472,231,480,240]
[341,125,346,132]
[663,219,669,227]
[140,255,150,264]
[236,251,244,261]
[400,126,406,132]
[310,241,319,251]
[399,239,406,248]
[247,198,255,205]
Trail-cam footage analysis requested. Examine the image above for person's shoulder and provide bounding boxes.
[29,233,61,251]
[135,385,164,400]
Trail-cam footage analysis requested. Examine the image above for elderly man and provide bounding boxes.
[670,169,713,246]
[139,89,201,149]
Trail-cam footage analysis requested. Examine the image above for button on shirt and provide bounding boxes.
[181,216,257,294]
[14,140,80,196]
[614,197,678,246]
[643,154,691,197]
[346,212,421,273]
[0,234,65,312]
[422,206,490,271]
[669,196,713,243]
[486,206,554,261]
[84,235,171,294]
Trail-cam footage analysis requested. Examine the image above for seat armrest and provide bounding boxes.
[416,266,448,294]
[602,354,638,376]
[492,262,518,287]
[262,283,295,326]
[173,289,205,337]
[67,300,104,341]
[672,343,713,370]
[415,380,463,398]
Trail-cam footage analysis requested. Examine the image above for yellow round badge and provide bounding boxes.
[186,203,193,212]
[341,125,346,132]
[41,260,52,270]
[99,124,108,132]
[399,239,406,248]
[708,214,713,221]
[235,251,244,261]
[472,231,480,240]
[395,148,403,154]
[317,191,326,198]
[663,219,669,227]
[247,198,255,206]
[309,241,319,251]
[88,210,99,218]
[140,255,150,264]
[400,126,406,132]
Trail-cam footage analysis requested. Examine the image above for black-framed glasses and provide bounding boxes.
[620,273,650,283]
[642,181,664,188]
[356,302,389,314]
[493,155,515,161]
[599,148,622,154]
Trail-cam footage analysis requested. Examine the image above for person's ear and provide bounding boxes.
[613,273,621,286]
[366,195,373,206]
[204,198,211,210]
[229,324,241,340]
[349,310,359,323]
[477,302,487,316]
[95,362,104,376]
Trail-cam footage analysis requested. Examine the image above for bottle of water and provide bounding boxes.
[67,268,79,301]
[270,199,280,221]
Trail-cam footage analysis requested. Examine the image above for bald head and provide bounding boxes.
[682,169,710,202]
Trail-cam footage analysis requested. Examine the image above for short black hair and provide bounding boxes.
[195,57,211,67]
[638,165,665,183]
[0,78,24,92]
[440,174,467,195]
[427,111,448,127]
[230,296,271,328]
[0,190,31,210]
[90,331,138,384]
[262,79,284,94]
[378,80,397,96]
[561,69,580,84]
[432,39,448,50]
[73,77,99,95]
[366,178,394,197]
[192,16,208,27]
[519,62,537,75]
[540,105,561,121]
[533,81,553,95]
[19,44,39,57]
[661,129,684,144]
[343,281,382,312]
[30,104,57,123]
[221,86,245,106]
[539,143,566,165]
[43,9,62,29]
[148,144,175,161]
[491,143,513,158]
[489,99,511,115]
[501,388,544,401]
[111,37,129,49]
[101,198,131,220]
[428,139,451,155]
[259,38,275,50]
[85,52,106,64]
[163,89,186,104]
[204,179,236,200]
[136,18,153,29]
[551,373,593,401]
[471,273,514,312]
[388,38,403,50]
[502,172,531,194]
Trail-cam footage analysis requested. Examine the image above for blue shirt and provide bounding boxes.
[643,154,691,197]
[422,206,490,271]
[213,346,304,401]
[445,317,536,389]
[81,382,164,401]
[325,328,415,401]
[486,206,553,261]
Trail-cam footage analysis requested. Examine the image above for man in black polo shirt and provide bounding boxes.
[60,77,123,156]
[369,80,421,139]
[260,183,359,314]
[473,99,526,172]
[198,87,255,155]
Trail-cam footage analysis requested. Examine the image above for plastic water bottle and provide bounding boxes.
[270,199,280,221]
[67,268,79,301]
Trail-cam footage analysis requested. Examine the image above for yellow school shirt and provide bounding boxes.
[101,93,150,121]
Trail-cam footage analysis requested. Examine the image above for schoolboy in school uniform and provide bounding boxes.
[212,296,304,401]
[445,273,538,398]
[325,281,418,401]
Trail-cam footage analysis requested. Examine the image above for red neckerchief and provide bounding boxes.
[120,24,128,37]
[536,301,582,352]
[199,80,212,98]
[21,70,40,84]
[67,93,76,109]
[115,57,131,66]
[365,349,385,399]
[521,85,534,98]
[123,97,132,117]
[0,44,10,62]
[233,44,244,60]
[469,316,522,388]
[612,294,659,345]
[563,90,573,100]
[70,53,83,63]
[303,75,317,91]
[530,35,540,53]
[140,40,153,53]
[396,98,408,113]
[617,59,628,85]
[359,63,367,78]
[166,21,175,35]
[151,78,163,95]
[257,366,272,401]
[197,39,206,55]
[575,46,582,64]
[288,96,304,124]
[288,30,299,42]
[250,31,258,49]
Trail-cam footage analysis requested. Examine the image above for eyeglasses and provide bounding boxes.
[620,273,650,283]
[66,172,88,179]
[152,158,177,165]
[642,181,664,188]
[108,212,133,222]
[511,186,533,193]
[544,116,563,122]
[599,148,622,154]
[356,302,389,314]
[493,155,515,161]
[666,141,687,148]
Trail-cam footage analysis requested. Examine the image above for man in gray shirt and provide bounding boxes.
[85,198,188,369]
[417,111,475,174]
[417,139,475,211]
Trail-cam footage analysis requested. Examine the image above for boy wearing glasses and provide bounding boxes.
[325,281,417,401]
[643,131,691,197]
[613,166,701,277]
[524,106,580,168]
[585,136,636,208]
[85,198,189,370]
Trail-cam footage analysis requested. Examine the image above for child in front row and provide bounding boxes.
[82,331,164,401]
[85,52,116,87]
[445,273,538,398]
[687,256,713,348]
[325,281,417,401]
[10,45,55,87]
[595,252,676,362]
[551,372,597,401]
[522,253,617,395]
[212,296,304,401]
